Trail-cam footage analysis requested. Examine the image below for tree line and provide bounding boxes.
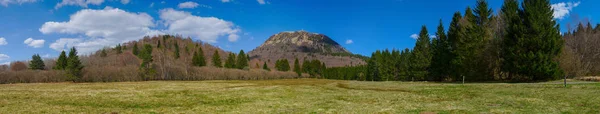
[323,0,565,82]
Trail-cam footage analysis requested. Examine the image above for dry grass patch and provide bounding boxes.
[0,79,598,113]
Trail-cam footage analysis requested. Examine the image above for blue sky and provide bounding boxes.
[0,0,598,64]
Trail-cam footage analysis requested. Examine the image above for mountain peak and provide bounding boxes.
[258,31,348,54]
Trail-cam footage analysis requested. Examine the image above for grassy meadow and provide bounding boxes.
[0,79,598,113]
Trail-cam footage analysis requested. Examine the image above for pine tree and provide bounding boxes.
[512,0,563,81]
[66,47,84,81]
[410,26,432,81]
[139,44,154,80]
[157,40,161,48]
[29,54,45,70]
[54,51,68,70]
[132,43,139,56]
[429,20,450,81]
[294,58,301,77]
[262,62,270,71]
[212,51,222,67]
[174,42,180,59]
[448,12,463,80]
[501,0,522,80]
[115,44,122,54]
[100,49,107,57]
[192,47,206,66]
[367,51,380,81]
[236,50,248,69]
[224,53,236,68]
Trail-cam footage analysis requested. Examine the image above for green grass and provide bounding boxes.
[0,79,598,113]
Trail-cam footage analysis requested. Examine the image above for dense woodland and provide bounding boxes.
[0,0,598,83]
[323,0,596,82]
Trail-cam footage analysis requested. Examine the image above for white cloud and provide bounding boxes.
[159,8,240,43]
[178,1,198,9]
[55,0,105,9]
[345,39,353,44]
[221,0,230,3]
[149,2,154,7]
[0,54,9,61]
[0,37,7,45]
[0,62,9,65]
[429,35,436,38]
[551,1,580,20]
[0,0,38,7]
[42,54,51,58]
[228,34,239,42]
[120,0,129,4]
[41,7,162,54]
[24,38,45,48]
[410,34,418,39]
[257,0,265,4]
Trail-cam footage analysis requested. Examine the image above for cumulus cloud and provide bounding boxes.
[55,0,105,9]
[410,34,418,39]
[41,7,162,54]
[0,0,38,7]
[221,0,230,3]
[24,38,45,48]
[257,0,265,4]
[429,35,436,38]
[0,37,7,45]
[120,0,129,4]
[551,1,580,20]
[0,54,9,61]
[345,39,353,44]
[178,1,199,9]
[159,8,240,43]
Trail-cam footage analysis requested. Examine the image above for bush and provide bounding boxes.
[0,70,67,84]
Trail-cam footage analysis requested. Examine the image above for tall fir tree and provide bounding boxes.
[447,12,463,80]
[139,44,154,80]
[212,51,222,67]
[262,62,270,71]
[54,51,68,70]
[224,53,236,68]
[174,42,180,59]
[236,50,248,69]
[115,44,122,54]
[132,42,139,56]
[66,47,84,81]
[429,20,450,81]
[409,26,432,81]
[501,0,521,80]
[100,49,107,57]
[294,58,301,77]
[29,54,45,70]
[192,47,206,67]
[513,0,563,81]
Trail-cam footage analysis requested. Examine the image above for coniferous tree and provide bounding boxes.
[262,62,270,71]
[448,12,463,80]
[100,49,107,57]
[236,50,248,69]
[275,59,290,71]
[212,51,222,67]
[115,44,122,54]
[224,53,236,68]
[501,0,521,80]
[192,47,206,66]
[294,58,301,77]
[409,26,432,81]
[366,51,380,81]
[132,43,139,56]
[139,44,154,80]
[507,0,563,81]
[29,54,45,70]
[429,20,450,81]
[174,42,180,59]
[54,51,68,70]
[66,47,84,81]
[157,40,161,48]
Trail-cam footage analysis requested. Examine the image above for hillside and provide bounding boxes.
[248,31,366,68]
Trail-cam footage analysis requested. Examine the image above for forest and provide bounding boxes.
[322,0,598,82]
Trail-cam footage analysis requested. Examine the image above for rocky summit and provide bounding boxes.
[248,31,365,68]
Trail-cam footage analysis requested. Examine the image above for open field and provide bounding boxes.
[0,79,599,113]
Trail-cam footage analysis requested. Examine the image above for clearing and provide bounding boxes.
[0,79,598,113]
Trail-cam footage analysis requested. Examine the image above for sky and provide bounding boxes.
[0,0,598,65]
